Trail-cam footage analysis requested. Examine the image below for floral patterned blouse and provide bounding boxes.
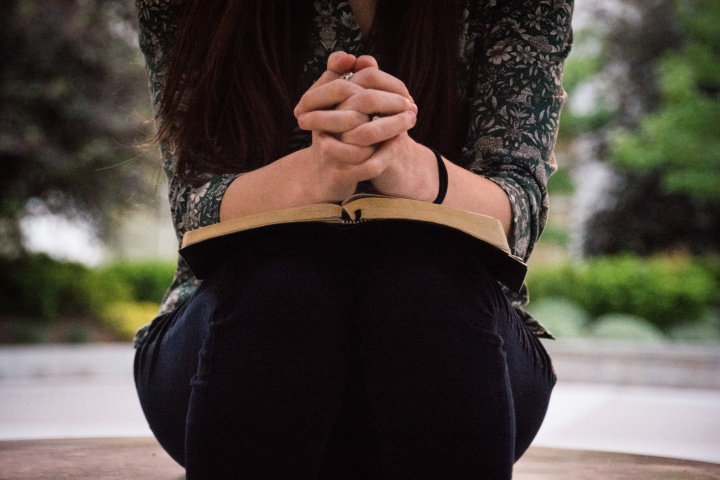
[134,0,573,345]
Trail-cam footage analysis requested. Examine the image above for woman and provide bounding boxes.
[133,0,573,478]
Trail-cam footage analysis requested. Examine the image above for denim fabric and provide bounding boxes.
[134,223,555,479]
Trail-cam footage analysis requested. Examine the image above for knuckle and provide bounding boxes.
[294,99,306,117]
[351,68,368,83]
[343,113,362,132]
[361,67,380,83]
[316,136,333,159]
[318,71,334,85]
[297,112,311,129]
[346,145,371,164]
[405,110,417,127]
[339,131,356,145]
[348,127,376,147]
[358,91,381,111]
[326,81,342,98]
[335,80,356,97]
[363,159,385,179]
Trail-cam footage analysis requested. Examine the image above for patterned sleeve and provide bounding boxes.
[460,0,573,260]
[136,0,238,243]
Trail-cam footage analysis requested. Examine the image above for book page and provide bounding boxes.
[182,203,343,247]
[343,196,510,253]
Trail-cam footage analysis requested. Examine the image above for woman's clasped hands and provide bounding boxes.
[294,51,439,204]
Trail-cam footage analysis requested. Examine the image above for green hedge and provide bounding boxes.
[96,260,175,303]
[588,313,665,342]
[525,297,589,337]
[0,253,175,323]
[101,301,162,341]
[526,255,718,330]
[0,254,97,321]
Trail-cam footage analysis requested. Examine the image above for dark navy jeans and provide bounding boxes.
[134,223,555,479]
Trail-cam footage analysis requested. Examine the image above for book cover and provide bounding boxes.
[179,196,527,292]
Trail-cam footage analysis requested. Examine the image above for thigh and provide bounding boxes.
[184,227,355,478]
[351,223,554,478]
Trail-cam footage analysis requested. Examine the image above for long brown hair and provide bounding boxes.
[158,0,463,185]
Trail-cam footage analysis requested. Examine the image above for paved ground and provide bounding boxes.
[1,342,719,464]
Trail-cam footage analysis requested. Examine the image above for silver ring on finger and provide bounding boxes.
[369,113,382,122]
[340,72,355,81]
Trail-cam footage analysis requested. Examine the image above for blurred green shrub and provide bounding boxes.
[667,308,720,344]
[101,301,160,341]
[79,269,134,317]
[701,256,720,304]
[0,254,174,330]
[96,260,175,303]
[63,324,93,344]
[526,297,589,338]
[7,318,48,344]
[667,322,720,344]
[527,255,718,330]
[538,224,572,247]
[0,254,97,321]
[547,169,575,195]
[587,314,665,342]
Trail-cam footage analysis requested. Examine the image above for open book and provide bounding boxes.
[180,195,527,292]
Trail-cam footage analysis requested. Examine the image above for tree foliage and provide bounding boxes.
[559,0,682,138]
[0,0,155,254]
[567,0,720,255]
[583,171,720,255]
[611,0,720,200]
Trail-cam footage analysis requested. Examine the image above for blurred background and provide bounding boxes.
[1,0,718,347]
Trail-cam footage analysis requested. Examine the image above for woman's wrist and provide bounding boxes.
[430,148,448,204]
[371,141,441,202]
[219,147,335,222]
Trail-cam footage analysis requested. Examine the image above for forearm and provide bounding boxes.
[443,158,513,239]
[372,141,513,240]
[219,147,318,222]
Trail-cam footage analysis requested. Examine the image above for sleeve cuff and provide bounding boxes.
[483,174,535,260]
[180,173,241,232]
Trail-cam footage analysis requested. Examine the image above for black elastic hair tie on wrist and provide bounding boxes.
[431,148,448,205]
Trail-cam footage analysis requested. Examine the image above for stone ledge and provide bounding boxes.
[3,341,720,389]
[545,339,720,390]
[0,344,134,380]
[1,437,719,479]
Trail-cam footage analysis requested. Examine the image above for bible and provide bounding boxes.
[179,195,527,292]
